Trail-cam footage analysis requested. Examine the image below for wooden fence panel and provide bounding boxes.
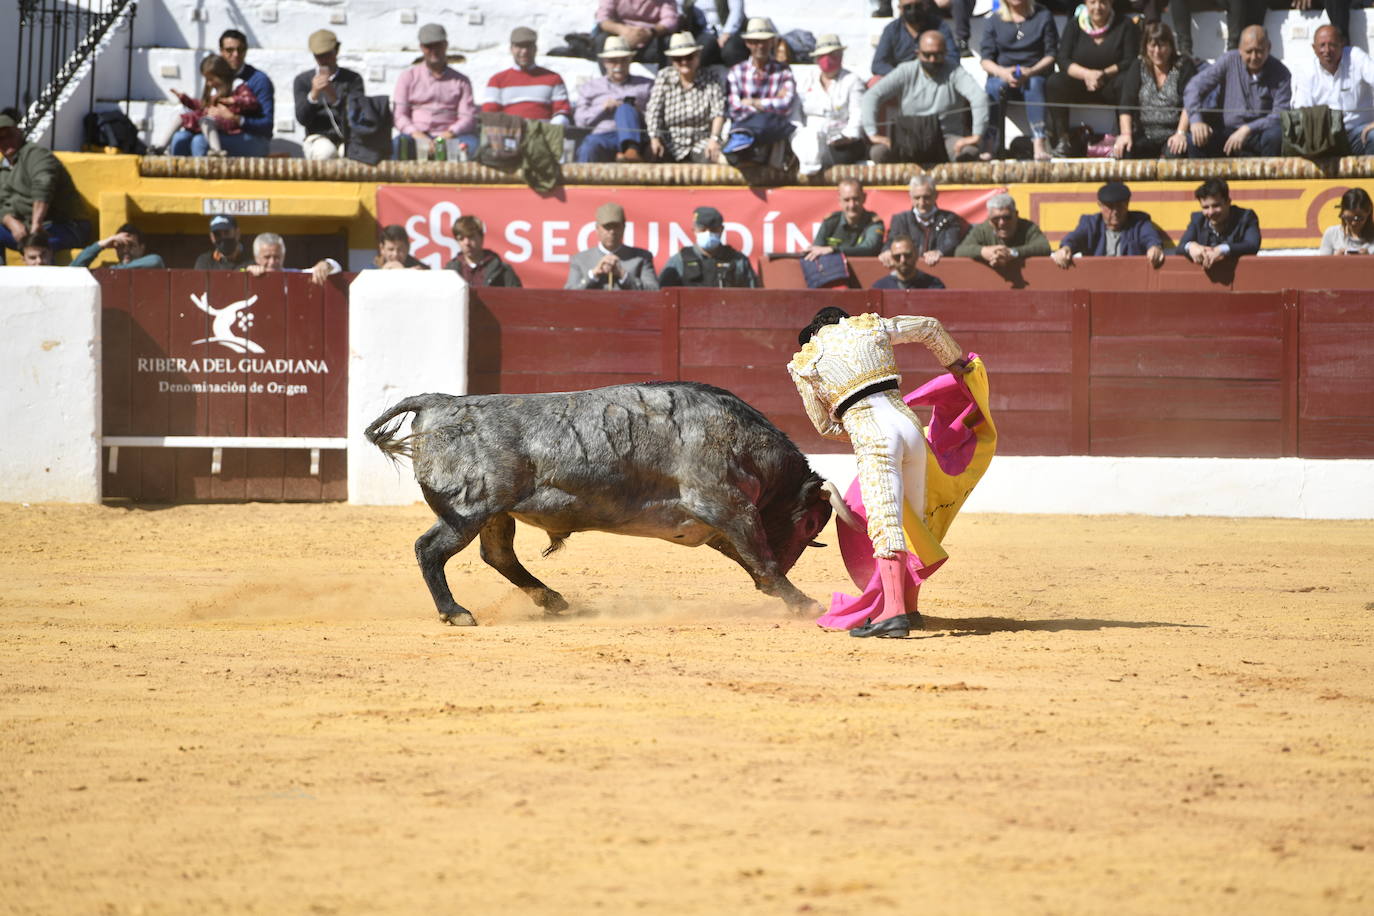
[1299,290,1374,458]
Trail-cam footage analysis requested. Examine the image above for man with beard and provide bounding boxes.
[1177,177,1261,269]
[872,235,946,289]
[862,31,986,164]
[1051,181,1165,269]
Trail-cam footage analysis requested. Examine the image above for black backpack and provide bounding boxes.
[83,109,147,154]
[346,94,393,165]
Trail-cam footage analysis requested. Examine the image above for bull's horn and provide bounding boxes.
[820,480,863,532]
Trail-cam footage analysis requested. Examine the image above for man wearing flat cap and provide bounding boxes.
[595,0,680,67]
[573,36,654,162]
[394,24,479,160]
[483,27,572,126]
[293,30,365,160]
[1052,181,1165,270]
[566,202,659,290]
[660,206,758,288]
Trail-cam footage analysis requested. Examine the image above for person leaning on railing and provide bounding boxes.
[1317,188,1374,256]
[954,192,1051,267]
[1045,0,1139,158]
[1177,177,1261,268]
[443,216,522,286]
[1113,21,1196,160]
[71,224,165,270]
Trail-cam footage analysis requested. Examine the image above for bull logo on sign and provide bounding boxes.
[189,292,266,355]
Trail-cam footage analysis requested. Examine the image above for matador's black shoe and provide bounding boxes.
[850,613,917,639]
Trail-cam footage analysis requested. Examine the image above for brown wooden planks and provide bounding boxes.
[1091,336,1283,380]
[1092,377,1283,421]
[1092,291,1284,337]
[205,271,250,438]
[1091,418,1282,457]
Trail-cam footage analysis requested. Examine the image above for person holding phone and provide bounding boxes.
[293,30,365,160]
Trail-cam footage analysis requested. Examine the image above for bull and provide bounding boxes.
[365,382,836,625]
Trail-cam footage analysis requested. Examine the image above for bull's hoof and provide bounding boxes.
[441,611,478,627]
[787,597,825,619]
[530,589,570,613]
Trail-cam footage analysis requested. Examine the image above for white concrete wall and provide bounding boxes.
[346,269,469,506]
[0,268,102,504]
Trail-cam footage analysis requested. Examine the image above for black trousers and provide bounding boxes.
[1045,73,1123,144]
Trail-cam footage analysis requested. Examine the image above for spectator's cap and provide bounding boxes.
[418,23,447,45]
[812,34,846,56]
[308,29,339,55]
[209,214,237,232]
[510,26,538,45]
[741,17,778,40]
[664,32,701,57]
[599,35,634,59]
[0,113,17,129]
[1098,181,1131,204]
[693,206,724,230]
[596,202,626,226]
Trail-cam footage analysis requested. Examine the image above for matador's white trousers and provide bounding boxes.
[840,389,927,558]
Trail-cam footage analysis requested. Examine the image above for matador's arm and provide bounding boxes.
[884,315,968,372]
[788,366,848,441]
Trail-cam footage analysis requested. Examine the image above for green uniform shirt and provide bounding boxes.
[813,209,885,257]
[659,244,759,288]
[0,142,77,224]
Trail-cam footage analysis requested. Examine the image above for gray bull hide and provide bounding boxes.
[366,382,833,625]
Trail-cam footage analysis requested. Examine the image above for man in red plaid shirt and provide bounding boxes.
[722,18,797,166]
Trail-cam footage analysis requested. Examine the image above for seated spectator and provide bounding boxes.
[1114,22,1195,160]
[483,28,572,127]
[169,29,273,157]
[155,55,261,158]
[1046,0,1139,157]
[565,202,658,290]
[805,178,885,260]
[862,31,987,165]
[880,175,965,267]
[294,30,365,161]
[791,34,867,176]
[372,224,428,269]
[594,0,679,67]
[646,33,726,163]
[1177,177,1261,267]
[1318,188,1374,255]
[1183,26,1289,158]
[574,36,654,162]
[1051,181,1165,269]
[660,205,758,287]
[0,111,87,254]
[244,232,342,285]
[395,24,479,161]
[980,0,1058,161]
[722,19,797,166]
[20,230,53,265]
[444,216,522,285]
[681,0,748,68]
[955,192,1051,266]
[872,0,959,75]
[1293,25,1374,156]
[193,215,253,270]
[872,234,945,289]
[72,225,165,269]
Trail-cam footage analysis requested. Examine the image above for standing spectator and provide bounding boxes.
[244,232,342,285]
[1046,0,1140,157]
[170,29,274,157]
[1051,181,1165,268]
[980,0,1058,161]
[646,33,726,163]
[371,225,428,270]
[71,225,165,269]
[862,31,987,165]
[1293,25,1374,156]
[193,214,253,270]
[294,30,365,161]
[873,235,946,289]
[156,55,261,158]
[444,216,522,286]
[659,205,758,287]
[955,193,1051,266]
[394,24,479,161]
[681,0,748,68]
[1223,0,1265,52]
[1317,188,1374,255]
[0,111,87,254]
[880,176,966,268]
[1177,177,1261,267]
[1183,26,1289,158]
[565,203,658,290]
[872,0,959,74]
[595,0,680,68]
[791,34,867,176]
[574,36,654,162]
[722,19,797,164]
[483,28,573,126]
[1113,22,1195,159]
[20,231,54,265]
[805,179,885,260]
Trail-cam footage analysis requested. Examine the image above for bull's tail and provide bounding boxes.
[364,394,448,463]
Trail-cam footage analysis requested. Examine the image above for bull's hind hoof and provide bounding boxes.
[441,611,478,627]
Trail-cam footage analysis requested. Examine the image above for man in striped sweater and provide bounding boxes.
[482,27,572,126]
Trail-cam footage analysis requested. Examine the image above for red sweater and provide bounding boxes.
[481,66,572,122]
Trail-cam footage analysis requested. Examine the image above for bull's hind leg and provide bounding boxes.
[478,514,569,614]
[415,519,482,626]
[689,495,821,615]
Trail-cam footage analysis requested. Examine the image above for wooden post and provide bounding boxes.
[660,290,680,382]
[1280,289,1300,458]
[1071,289,1092,455]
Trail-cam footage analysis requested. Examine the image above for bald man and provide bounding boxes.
[1293,24,1374,155]
[861,30,986,164]
[1183,25,1290,158]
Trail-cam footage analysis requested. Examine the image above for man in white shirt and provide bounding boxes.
[1293,24,1374,154]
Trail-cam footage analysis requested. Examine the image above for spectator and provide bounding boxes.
[681,0,748,68]
[483,27,572,127]
[0,111,87,254]
[193,214,253,270]
[444,216,522,286]
[955,192,1051,266]
[294,30,365,161]
[20,230,53,265]
[872,234,946,289]
[1051,181,1165,269]
[880,175,965,267]
[371,225,428,270]
[1183,26,1289,158]
[659,205,758,287]
[244,232,342,285]
[791,34,867,176]
[155,55,261,158]
[646,33,726,163]
[980,0,1058,161]
[862,31,987,165]
[574,36,654,162]
[1293,24,1374,156]
[805,178,885,260]
[722,18,797,165]
[170,29,273,157]
[1046,0,1139,157]
[72,224,165,269]
[1223,0,1265,52]
[1177,177,1261,267]
[1318,188,1374,255]
[1113,21,1195,159]
[565,202,658,289]
[394,24,479,161]
[595,0,680,67]
[872,0,959,75]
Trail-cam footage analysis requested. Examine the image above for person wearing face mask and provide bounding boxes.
[791,35,868,176]
[872,0,959,75]
[658,206,758,288]
[862,30,987,165]
[879,176,966,268]
[193,214,253,270]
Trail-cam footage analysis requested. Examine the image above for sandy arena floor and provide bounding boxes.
[1,501,1372,914]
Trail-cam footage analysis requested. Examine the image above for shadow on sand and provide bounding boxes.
[917,615,1203,635]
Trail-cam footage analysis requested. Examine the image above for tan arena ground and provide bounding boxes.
[2,501,1372,914]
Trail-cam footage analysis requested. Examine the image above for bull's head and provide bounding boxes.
[765,471,833,575]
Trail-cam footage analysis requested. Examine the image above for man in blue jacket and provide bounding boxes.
[872,0,958,74]
[171,29,275,157]
[1177,177,1262,269]
[1051,181,1165,270]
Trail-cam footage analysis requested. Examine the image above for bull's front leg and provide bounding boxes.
[689,496,823,616]
[415,518,483,626]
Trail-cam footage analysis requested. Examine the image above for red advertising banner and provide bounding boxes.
[376,185,1003,289]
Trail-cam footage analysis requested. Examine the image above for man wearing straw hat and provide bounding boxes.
[594,0,680,67]
[574,36,654,162]
[722,18,797,166]
[646,32,727,163]
[792,34,867,175]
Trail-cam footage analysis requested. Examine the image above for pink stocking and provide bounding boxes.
[876,553,910,622]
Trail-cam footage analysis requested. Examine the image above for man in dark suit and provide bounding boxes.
[565,202,659,289]
[872,234,945,289]
[1177,177,1262,269]
[880,175,965,268]
[1051,181,1165,270]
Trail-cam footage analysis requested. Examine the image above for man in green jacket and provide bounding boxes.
[804,178,885,261]
[954,192,1051,267]
[71,224,165,269]
[0,112,87,256]
[659,205,758,288]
